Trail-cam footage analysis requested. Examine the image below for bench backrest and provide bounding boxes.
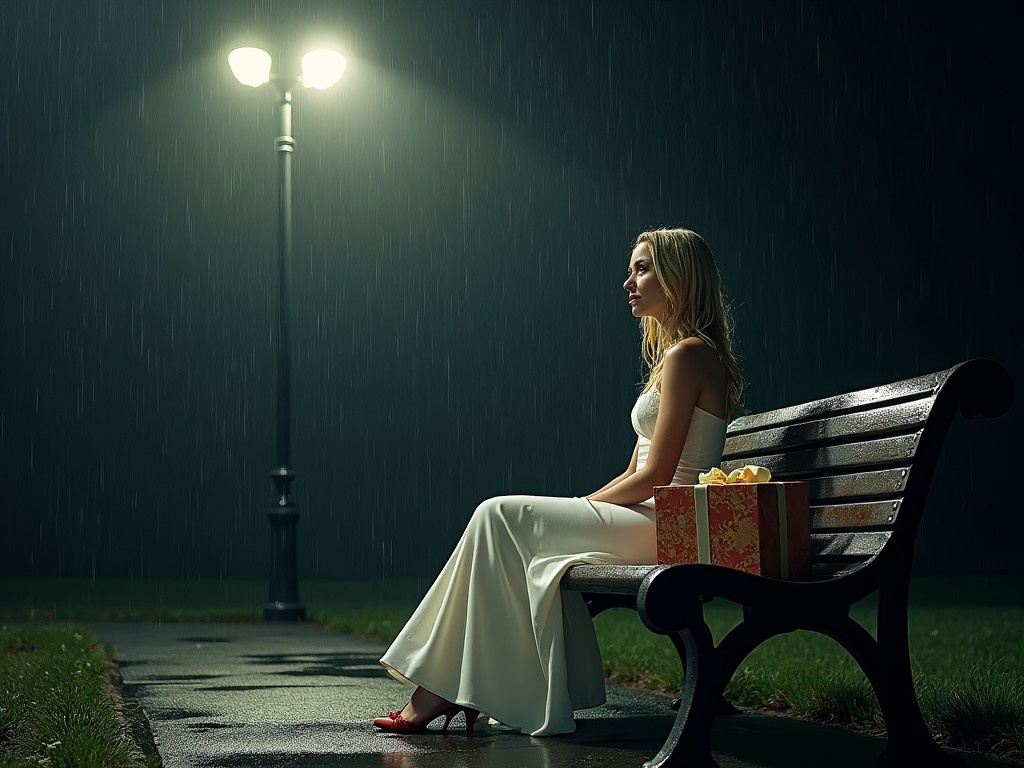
[719,359,1012,580]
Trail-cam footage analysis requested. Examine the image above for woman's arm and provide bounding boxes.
[587,439,640,496]
[586,342,706,506]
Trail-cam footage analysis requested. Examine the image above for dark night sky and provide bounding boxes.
[1,1,1021,582]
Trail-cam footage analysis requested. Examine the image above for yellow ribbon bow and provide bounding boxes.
[698,465,772,485]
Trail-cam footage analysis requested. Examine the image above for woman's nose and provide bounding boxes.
[623,275,633,291]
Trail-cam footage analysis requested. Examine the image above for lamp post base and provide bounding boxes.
[263,601,307,621]
[265,474,305,622]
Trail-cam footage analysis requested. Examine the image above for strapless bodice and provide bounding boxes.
[630,387,728,487]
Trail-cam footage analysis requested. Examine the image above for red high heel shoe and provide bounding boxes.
[374,704,480,735]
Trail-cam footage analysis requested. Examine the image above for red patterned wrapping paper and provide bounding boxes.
[654,482,811,580]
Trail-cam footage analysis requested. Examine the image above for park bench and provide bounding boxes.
[562,358,1014,768]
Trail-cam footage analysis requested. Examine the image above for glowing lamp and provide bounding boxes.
[300,49,347,90]
[228,47,273,87]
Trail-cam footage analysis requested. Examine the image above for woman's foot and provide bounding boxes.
[374,687,479,735]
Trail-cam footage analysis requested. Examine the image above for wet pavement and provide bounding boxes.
[75,620,1019,768]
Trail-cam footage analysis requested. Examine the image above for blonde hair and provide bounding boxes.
[635,228,744,419]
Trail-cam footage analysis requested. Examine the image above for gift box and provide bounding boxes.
[654,481,811,579]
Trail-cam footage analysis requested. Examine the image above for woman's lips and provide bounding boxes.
[628,295,640,305]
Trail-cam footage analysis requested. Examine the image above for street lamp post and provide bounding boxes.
[229,46,346,621]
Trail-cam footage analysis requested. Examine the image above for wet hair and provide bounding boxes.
[634,228,744,419]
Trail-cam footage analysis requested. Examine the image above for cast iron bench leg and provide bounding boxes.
[874,586,966,768]
[645,619,721,768]
[808,603,966,768]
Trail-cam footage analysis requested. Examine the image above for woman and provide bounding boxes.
[375,228,743,737]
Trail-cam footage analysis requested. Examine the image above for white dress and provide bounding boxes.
[379,388,728,736]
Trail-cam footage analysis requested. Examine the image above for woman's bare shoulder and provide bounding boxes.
[664,337,719,369]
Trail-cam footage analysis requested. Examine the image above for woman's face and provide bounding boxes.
[623,242,667,322]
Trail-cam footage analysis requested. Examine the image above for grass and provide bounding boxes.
[0,578,431,641]
[2,576,1022,763]
[0,625,159,767]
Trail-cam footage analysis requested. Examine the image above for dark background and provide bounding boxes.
[2,0,1021,582]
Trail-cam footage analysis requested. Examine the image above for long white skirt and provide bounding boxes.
[379,494,658,736]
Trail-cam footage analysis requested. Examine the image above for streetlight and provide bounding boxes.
[229,45,347,621]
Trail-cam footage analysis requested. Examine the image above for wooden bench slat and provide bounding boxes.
[560,564,650,595]
[727,371,944,435]
[810,500,900,530]
[809,561,865,579]
[723,399,933,460]
[797,468,912,502]
[811,530,890,559]
[564,558,873,589]
[722,433,921,477]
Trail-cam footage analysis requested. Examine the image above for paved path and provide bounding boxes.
[78,620,1019,768]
